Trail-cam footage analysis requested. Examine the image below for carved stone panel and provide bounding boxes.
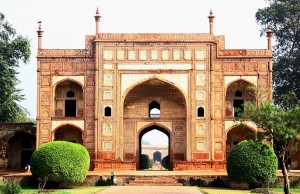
[151,50,158,60]
[162,50,169,60]
[124,120,135,154]
[117,50,125,60]
[103,74,113,86]
[103,123,112,136]
[139,50,147,60]
[196,124,205,136]
[184,50,192,60]
[173,49,180,60]
[103,91,113,100]
[103,141,112,150]
[103,50,113,60]
[195,50,205,60]
[196,74,205,86]
[196,91,206,101]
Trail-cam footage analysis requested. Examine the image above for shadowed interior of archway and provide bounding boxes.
[139,125,170,170]
[54,125,83,144]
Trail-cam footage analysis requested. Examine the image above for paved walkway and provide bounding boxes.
[97,186,203,194]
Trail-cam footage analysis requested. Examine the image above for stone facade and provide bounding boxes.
[36,9,273,170]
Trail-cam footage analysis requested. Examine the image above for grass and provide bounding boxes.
[2,186,107,194]
[198,187,300,194]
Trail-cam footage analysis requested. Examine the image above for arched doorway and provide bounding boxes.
[138,125,171,170]
[225,80,255,117]
[226,126,256,157]
[54,125,83,144]
[54,80,83,117]
[8,132,36,170]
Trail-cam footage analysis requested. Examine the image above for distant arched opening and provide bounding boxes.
[149,101,160,118]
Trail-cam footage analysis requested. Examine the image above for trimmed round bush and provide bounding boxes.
[140,154,150,169]
[30,141,90,182]
[162,155,170,170]
[227,140,277,187]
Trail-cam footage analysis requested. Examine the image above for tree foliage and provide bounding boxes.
[30,141,90,183]
[0,12,31,123]
[140,154,150,169]
[227,140,277,188]
[256,0,300,104]
[161,155,170,170]
[242,101,300,194]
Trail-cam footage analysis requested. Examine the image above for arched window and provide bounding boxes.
[235,90,242,97]
[66,91,75,97]
[197,107,204,117]
[104,106,112,117]
[149,101,160,118]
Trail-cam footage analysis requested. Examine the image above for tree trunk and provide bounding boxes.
[279,156,290,194]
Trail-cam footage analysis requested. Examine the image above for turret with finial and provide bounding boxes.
[208,10,215,34]
[37,21,44,49]
[94,7,101,35]
[266,26,273,50]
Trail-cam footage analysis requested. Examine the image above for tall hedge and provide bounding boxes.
[30,141,90,182]
[227,140,277,187]
[162,155,170,170]
[140,154,150,169]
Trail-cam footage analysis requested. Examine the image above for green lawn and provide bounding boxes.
[199,187,300,194]
[21,186,107,194]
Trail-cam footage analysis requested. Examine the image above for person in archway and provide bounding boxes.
[25,164,31,172]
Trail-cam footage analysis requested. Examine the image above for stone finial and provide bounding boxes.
[266,26,273,50]
[37,21,44,49]
[94,7,101,34]
[208,10,215,34]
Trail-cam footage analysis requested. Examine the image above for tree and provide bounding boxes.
[140,154,150,169]
[256,0,300,105]
[0,12,31,123]
[242,102,300,194]
[227,140,278,189]
[30,141,90,186]
[161,155,170,170]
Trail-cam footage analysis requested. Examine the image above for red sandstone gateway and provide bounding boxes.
[36,9,273,171]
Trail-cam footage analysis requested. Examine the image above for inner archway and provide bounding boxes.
[139,125,170,170]
[8,132,36,170]
[54,125,83,144]
[226,126,256,157]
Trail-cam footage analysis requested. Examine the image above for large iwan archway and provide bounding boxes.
[123,78,186,170]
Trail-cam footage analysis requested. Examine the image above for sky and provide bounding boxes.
[142,129,168,146]
[1,0,268,118]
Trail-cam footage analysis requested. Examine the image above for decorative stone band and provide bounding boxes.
[95,33,216,42]
[37,49,93,57]
[117,64,192,71]
[218,49,272,58]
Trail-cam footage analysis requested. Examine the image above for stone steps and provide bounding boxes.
[125,177,183,186]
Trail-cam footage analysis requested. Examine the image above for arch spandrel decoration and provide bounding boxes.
[52,76,85,87]
[121,74,188,97]
[224,76,257,88]
[51,120,84,131]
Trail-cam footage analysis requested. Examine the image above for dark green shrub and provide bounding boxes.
[227,140,277,188]
[1,181,21,194]
[162,155,170,169]
[30,141,90,183]
[140,154,150,169]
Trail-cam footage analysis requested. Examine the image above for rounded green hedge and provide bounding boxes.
[140,154,150,169]
[30,141,90,182]
[226,140,278,187]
